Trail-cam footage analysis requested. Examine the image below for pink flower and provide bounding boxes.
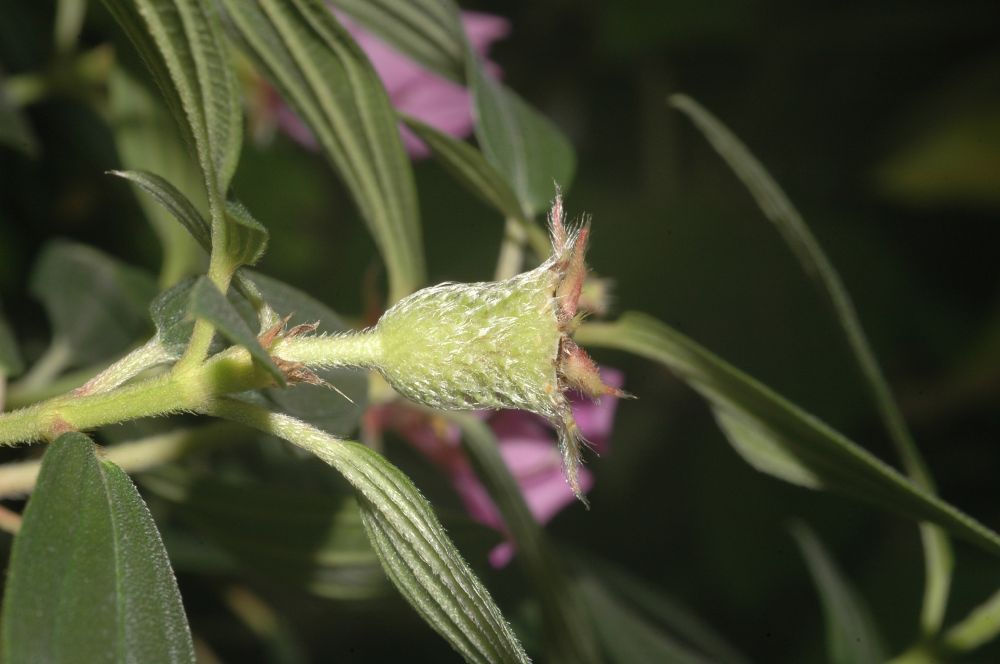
[271,10,510,158]
[365,367,624,567]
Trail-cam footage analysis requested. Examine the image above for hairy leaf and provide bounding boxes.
[220,0,424,303]
[0,432,195,663]
[577,313,1000,556]
[205,401,530,664]
[109,168,212,251]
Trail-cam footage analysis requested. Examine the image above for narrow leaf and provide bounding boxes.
[101,0,242,198]
[791,523,885,664]
[109,169,212,251]
[30,241,157,367]
[188,276,284,385]
[670,93,952,632]
[109,70,208,285]
[205,401,530,664]
[0,432,195,663]
[469,61,576,217]
[943,588,1000,653]
[328,0,466,81]
[220,0,425,303]
[576,313,1000,557]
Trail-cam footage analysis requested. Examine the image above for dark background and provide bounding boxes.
[2,1,999,661]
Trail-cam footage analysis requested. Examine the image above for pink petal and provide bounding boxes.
[461,11,512,54]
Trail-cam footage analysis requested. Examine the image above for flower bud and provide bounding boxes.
[368,193,623,501]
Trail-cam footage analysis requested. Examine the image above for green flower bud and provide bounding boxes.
[368,194,621,501]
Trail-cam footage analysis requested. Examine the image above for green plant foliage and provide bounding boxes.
[187,276,284,384]
[0,76,39,157]
[577,313,1000,556]
[108,69,207,286]
[219,0,425,303]
[30,241,157,367]
[670,94,953,633]
[0,432,195,663]
[791,523,885,664]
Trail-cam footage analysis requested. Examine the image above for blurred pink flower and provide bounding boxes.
[365,367,624,567]
[273,10,510,158]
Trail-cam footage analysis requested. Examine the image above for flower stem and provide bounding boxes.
[273,332,381,369]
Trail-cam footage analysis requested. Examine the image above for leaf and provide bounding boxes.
[0,75,39,158]
[0,432,195,663]
[942,588,1000,653]
[575,575,718,664]
[101,0,242,200]
[109,168,212,251]
[222,199,270,268]
[206,401,530,664]
[572,553,752,664]
[0,301,23,376]
[246,272,367,436]
[108,70,208,286]
[30,241,157,367]
[143,471,388,600]
[469,62,576,217]
[576,313,1000,557]
[670,94,953,633]
[791,523,886,664]
[220,0,425,303]
[187,276,285,385]
[453,413,602,663]
[328,0,466,81]
[150,277,199,356]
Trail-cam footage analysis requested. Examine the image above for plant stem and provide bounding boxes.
[73,337,172,396]
[273,332,381,369]
[13,339,73,395]
[494,217,526,281]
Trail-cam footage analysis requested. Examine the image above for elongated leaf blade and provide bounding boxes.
[101,0,242,198]
[576,313,1000,556]
[470,63,575,217]
[206,402,530,664]
[791,524,885,664]
[328,0,465,81]
[670,94,953,632]
[0,432,195,663]
[30,241,157,367]
[188,276,284,385]
[220,0,424,303]
[223,200,269,268]
[109,169,212,251]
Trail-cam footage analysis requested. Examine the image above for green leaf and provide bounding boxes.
[30,241,157,367]
[144,471,388,600]
[670,94,953,633]
[0,432,195,663]
[0,75,39,158]
[575,575,718,664]
[188,276,285,385]
[328,0,465,81]
[109,168,212,251]
[222,199,270,268]
[247,272,367,436]
[206,401,530,664]
[942,588,1000,653]
[0,301,23,376]
[221,0,425,303]
[791,523,886,664]
[150,277,199,356]
[109,70,208,286]
[576,312,1000,557]
[453,413,601,663]
[101,0,242,200]
[469,62,576,217]
[572,553,752,664]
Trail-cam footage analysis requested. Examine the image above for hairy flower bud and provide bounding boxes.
[367,194,623,502]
